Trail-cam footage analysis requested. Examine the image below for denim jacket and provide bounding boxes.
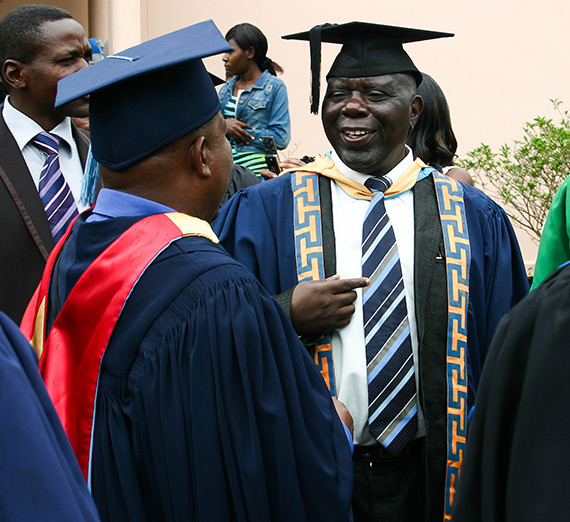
[218,70,291,153]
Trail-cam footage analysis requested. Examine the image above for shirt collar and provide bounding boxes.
[3,96,74,154]
[91,188,176,220]
[231,69,271,93]
[330,145,414,186]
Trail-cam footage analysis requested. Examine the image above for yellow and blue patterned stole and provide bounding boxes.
[289,155,429,396]
[433,172,471,521]
[290,156,471,520]
[291,169,336,395]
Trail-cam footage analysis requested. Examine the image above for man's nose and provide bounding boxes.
[342,92,368,115]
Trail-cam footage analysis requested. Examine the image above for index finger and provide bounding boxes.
[328,277,370,293]
[280,157,305,169]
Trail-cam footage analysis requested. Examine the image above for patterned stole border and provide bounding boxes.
[291,171,336,397]
[433,173,470,520]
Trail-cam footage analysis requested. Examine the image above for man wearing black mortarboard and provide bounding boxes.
[214,22,530,521]
[21,20,354,522]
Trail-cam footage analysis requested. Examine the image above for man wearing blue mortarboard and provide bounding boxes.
[213,22,530,521]
[21,20,354,522]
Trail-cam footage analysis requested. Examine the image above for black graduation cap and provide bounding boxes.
[282,22,453,114]
[55,20,232,170]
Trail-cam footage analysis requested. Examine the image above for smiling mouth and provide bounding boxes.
[341,129,374,140]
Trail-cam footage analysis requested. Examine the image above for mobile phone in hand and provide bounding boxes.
[261,136,281,175]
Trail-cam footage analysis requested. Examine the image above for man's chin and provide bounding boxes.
[336,150,379,175]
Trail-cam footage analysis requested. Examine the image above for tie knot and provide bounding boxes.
[31,132,61,156]
[365,176,391,194]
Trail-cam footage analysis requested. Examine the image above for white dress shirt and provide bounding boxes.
[2,96,84,203]
[329,147,426,445]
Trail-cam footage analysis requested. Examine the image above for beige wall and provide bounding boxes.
[121,0,570,267]
[3,1,569,265]
[0,0,88,26]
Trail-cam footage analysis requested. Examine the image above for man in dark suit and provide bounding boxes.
[213,22,530,522]
[0,5,91,323]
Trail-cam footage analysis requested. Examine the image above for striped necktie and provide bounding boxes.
[31,132,78,243]
[362,176,418,454]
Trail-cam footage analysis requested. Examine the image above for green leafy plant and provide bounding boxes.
[458,99,570,243]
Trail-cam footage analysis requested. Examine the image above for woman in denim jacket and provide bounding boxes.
[219,23,291,177]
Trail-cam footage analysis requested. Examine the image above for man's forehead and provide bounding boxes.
[39,18,86,43]
[326,74,411,88]
[34,19,87,55]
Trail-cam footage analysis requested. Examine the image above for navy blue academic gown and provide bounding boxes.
[212,168,529,519]
[213,170,529,397]
[47,208,353,522]
[0,312,100,522]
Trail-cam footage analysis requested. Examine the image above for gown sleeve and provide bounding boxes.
[91,263,353,522]
[463,186,529,389]
[213,176,299,295]
[0,312,100,522]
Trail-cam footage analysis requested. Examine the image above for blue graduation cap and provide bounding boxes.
[56,20,232,170]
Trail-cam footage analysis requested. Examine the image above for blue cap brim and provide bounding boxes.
[55,20,232,170]
[55,19,231,108]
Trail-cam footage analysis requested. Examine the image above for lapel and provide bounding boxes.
[318,175,337,278]
[71,123,90,167]
[0,116,91,260]
[413,175,445,341]
[0,113,54,258]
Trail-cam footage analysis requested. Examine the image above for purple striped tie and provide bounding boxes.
[362,176,417,454]
[31,132,78,243]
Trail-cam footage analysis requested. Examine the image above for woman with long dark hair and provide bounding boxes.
[219,23,291,178]
[407,73,473,185]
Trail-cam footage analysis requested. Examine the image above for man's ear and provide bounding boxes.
[409,94,424,131]
[190,135,212,179]
[2,60,26,91]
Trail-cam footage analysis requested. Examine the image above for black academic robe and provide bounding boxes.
[0,312,99,522]
[453,261,570,521]
[47,213,353,522]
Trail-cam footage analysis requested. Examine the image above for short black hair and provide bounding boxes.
[0,5,73,84]
[406,72,457,171]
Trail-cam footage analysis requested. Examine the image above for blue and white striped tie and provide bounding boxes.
[362,176,417,454]
[31,132,78,243]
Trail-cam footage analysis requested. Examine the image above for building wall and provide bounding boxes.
[3,0,569,265]
[0,1,88,28]
[124,0,570,266]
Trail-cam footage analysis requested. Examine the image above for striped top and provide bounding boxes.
[223,93,267,176]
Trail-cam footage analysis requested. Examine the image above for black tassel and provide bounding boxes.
[309,25,323,114]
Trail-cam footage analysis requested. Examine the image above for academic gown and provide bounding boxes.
[212,168,529,519]
[46,211,353,522]
[213,170,529,397]
[453,261,570,521]
[0,312,99,522]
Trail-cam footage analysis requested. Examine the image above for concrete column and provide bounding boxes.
[88,0,145,54]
